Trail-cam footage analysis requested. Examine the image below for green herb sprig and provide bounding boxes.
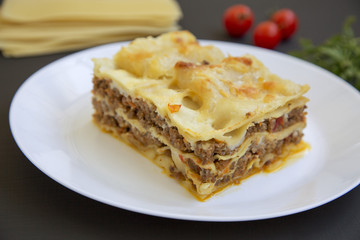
[290,17,360,90]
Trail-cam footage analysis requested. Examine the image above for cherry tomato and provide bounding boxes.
[253,21,281,49]
[271,8,298,39]
[223,4,254,37]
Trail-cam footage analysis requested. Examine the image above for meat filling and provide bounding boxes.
[92,77,306,164]
[94,97,303,192]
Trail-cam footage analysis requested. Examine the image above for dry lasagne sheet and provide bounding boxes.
[0,0,182,57]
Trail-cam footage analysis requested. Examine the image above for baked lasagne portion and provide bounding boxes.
[91,31,310,200]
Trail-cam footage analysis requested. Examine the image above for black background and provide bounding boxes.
[1,0,360,239]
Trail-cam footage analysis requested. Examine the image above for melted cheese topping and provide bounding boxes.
[93,31,310,148]
[114,30,224,78]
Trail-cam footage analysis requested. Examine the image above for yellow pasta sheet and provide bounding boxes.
[1,0,182,22]
[0,0,182,57]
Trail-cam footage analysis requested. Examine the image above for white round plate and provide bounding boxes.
[9,40,360,221]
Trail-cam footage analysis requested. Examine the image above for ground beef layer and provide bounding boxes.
[92,77,307,165]
[93,95,303,197]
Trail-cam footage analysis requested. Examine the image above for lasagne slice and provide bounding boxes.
[91,31,310,200]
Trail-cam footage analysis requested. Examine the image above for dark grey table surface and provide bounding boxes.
[1,0,360,239]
